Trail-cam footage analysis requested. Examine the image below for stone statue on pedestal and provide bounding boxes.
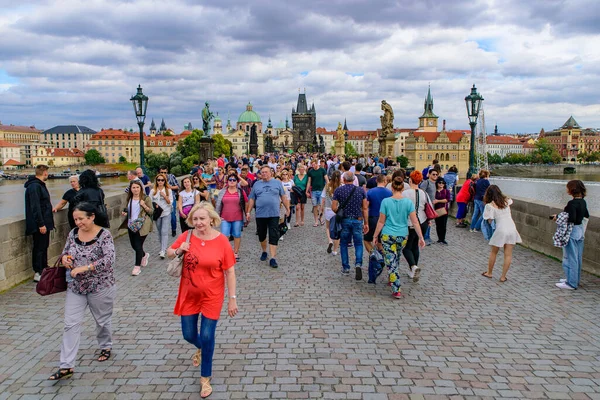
[201,102,214,137]
[379,100,395,157]
[249,124,258,155]
[334,122,346,155]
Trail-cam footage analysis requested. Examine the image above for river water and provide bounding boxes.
[0,176,128,221]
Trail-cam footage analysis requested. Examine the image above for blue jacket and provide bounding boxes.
[474,178,490,201]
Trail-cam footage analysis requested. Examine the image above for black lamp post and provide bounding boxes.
[465,84,483,179]
[130,85,149,170]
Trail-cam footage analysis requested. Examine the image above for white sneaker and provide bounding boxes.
[33,272,41,282]
[141,252,149,267]
[559,278,566,283]
[332,251,338,256]
[279,236,284,242]
[555,282,575,290]
[159,251,165,259]
[412,266,421,282]
[408,266,415,279]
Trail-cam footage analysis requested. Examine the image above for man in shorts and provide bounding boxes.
[363,174,392,252]
[306,160,329,227]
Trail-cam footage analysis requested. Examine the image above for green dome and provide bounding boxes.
[238,102,261,123]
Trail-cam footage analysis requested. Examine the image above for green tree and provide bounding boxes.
[145,152,170,174]
[177,129,205,158]
[182,155,198,174]
[85,149,106,165]
[345,142,358,157]
[330,146,336,154]
[487,153,502,165]
[530,138,561,164]
[171,165,183,176]
[396,155,409,168]
[212,134,232,157]
[118,155,127,163]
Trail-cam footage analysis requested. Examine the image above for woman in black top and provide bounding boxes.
[72,170,110,228]
[555,180,589,290]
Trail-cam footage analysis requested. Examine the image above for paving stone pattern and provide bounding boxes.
[1,219,600,399]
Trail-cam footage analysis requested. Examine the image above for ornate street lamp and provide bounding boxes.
[465,84,483,179]
[130,85,149,169]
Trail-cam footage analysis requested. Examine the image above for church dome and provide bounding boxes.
[238,102,261,123]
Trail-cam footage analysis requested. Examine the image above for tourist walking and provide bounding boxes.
[364,174,392,253]
[401,170,429,282]
[470,169,490,232]
[24,164,54,282]
[215,174,248,261]
[481,185,521,282]
[454,174,477,227]
[151,173,173,259]
[178,177,201,232]
[159,166,179,237]
[307,160,329,226]
[419,168,439,245]
[53,174,80,229]
[324,170,342,256]
[167,202,238,398]
[120,181,153,276]
[73,170,110,228]
[554,180,589,290]
[192,174,210,202]
[332,172,368,280]
[433,177,451,245]
[443,166,459,206]
[372,176,425,298]
[48,202,116,381]
[293,163,308,226]
[279,168,294,228]
[247,166,290,268]
[136,167,151,195]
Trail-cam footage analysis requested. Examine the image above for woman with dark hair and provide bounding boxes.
[151,173,173,259]
[215,173,247,261]
[481,185,521,282]
[178,177,201,232]
[401,170,430,281]
[470,169,490,232]
[119,180,153,276]
[372,176,425,299]
[433,177,451,245]
[324,170,342,255]
[73,170,109,228]
[554,180,589,290]
[48,202,116,381]
[443,165,459,205]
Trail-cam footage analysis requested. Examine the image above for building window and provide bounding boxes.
[428,154,432,160]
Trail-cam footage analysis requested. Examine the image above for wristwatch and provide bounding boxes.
[230,295,237,299]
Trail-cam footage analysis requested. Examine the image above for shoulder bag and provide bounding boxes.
[167,230,193,277]
[414,189,421,225]
[127,199,146,232]
[36,255,67,296]
[424,192,438,221]
[335,186,358,223]
[330,186,358,241]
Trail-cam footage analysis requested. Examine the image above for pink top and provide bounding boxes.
[221,190,244,222]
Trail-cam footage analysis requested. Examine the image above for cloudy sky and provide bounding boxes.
[0,0,598,134]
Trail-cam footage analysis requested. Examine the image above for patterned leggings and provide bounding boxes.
[378,234,406,294]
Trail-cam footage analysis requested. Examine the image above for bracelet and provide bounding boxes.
[87,264,91,271]
[230,295,237,299]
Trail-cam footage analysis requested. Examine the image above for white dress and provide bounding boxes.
[483,199,522,247]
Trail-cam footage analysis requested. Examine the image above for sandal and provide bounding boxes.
[293,223,300,227]
[313,223,319,227]
[192,349,202,367]
[481,272,493,279]
[48,368,73,380]
[200,377,213,398]
[98,349,111,362]
[499,277,508,283]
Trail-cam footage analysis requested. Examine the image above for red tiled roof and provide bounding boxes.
[0,123,41,133]
[41,148,85,157]
[90,129,145,140]
[3,159,24,166]
[413,130,468,143]
[486,136,523,145]
[0,140,20,148]
[523,143,536,148]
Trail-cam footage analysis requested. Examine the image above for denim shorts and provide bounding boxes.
[311,190,324,206]
[221,220,243,238]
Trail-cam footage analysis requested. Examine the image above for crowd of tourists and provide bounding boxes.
[23,153,590,397]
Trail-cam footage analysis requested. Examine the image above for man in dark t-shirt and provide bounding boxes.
[306,160,329,226]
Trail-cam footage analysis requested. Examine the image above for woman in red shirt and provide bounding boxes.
[167,202,238,398]
[215,173,248,261]
[455,174,477,227]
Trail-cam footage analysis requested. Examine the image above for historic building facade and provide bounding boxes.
[486,135,524,157]
[32,147,85,167]
[540,116,600,162]
[0,140,23,169]
[0,122,43,166]
[405,88,471,173]
[292,92,316,152]
[42,125,96,150]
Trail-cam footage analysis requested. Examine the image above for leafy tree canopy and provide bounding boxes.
[85,149,106,165]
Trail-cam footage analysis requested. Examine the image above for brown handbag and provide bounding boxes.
[36,255,67,296]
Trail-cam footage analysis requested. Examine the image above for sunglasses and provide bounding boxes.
[228,178,238,182]
[157,179,165,182]
[193,178,200,180]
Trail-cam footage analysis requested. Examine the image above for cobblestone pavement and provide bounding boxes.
[1,218,600,400]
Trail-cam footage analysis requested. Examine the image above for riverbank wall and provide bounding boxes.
[450,196,600,278]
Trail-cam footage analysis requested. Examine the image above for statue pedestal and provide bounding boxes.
[334,143,345,156]
[199,137,215,163]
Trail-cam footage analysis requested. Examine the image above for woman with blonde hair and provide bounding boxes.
[167,202,238,398]
[324,170,342,255]
[151,173,173,259]
[293,163,308,226]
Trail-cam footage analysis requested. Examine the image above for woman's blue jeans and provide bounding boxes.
[562,224,585,289]
[181,314,218,377]
[470,200,485,230]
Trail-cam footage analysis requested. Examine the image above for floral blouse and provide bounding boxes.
[62,228,116,295]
